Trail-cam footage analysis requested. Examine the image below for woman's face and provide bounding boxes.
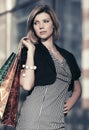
[33,12,54,41]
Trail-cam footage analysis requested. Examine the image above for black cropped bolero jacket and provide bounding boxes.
[21,42,81,91]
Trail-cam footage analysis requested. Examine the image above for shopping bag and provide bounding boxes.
[1,54,21,126]
[0,43,22,126]
[0,54,19,120]
[0,52,16,84]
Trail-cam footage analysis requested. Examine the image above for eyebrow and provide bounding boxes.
[34,17,50,22]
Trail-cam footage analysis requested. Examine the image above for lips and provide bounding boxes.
[40,31,47,35]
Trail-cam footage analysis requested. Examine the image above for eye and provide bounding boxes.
[33,21,38,25]
[43,19,49,23]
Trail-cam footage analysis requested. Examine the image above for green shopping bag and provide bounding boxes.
[0,52,16,84]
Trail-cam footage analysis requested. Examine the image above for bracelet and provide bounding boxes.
[22,64,37,70]
[22,73,26,77]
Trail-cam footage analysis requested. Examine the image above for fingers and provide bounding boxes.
[20,37,30,45]
[19,36,35,55]
[21,36,29,41]
[20,37,31,48]
[19,37,28,50]
[64,103,69,114]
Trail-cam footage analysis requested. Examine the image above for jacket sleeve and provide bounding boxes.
[70,53,81,80]
[68,53,81,91]
[20,47,27,69]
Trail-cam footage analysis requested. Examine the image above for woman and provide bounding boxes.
[16,4,81,130]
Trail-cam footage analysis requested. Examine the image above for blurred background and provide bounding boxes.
[0,0,89,130]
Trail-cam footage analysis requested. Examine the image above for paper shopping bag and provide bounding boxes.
[0,52,16,85]
[0,54,19,120]
[1,54,21,126]
[0,40,22,127]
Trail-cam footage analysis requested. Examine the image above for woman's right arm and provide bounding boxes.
[20,38,36,91]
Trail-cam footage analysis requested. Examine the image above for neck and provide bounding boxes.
[41,37,55,51]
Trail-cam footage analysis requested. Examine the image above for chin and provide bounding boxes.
[41,37,49,41]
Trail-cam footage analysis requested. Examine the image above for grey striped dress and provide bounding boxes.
[15,51,72,130]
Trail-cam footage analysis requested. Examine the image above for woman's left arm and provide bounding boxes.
[64,80,82,115]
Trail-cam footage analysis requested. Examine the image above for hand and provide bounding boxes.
[63,98,73,115]
[20,37,35,55]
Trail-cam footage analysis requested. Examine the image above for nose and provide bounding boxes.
[39,22,44,29]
